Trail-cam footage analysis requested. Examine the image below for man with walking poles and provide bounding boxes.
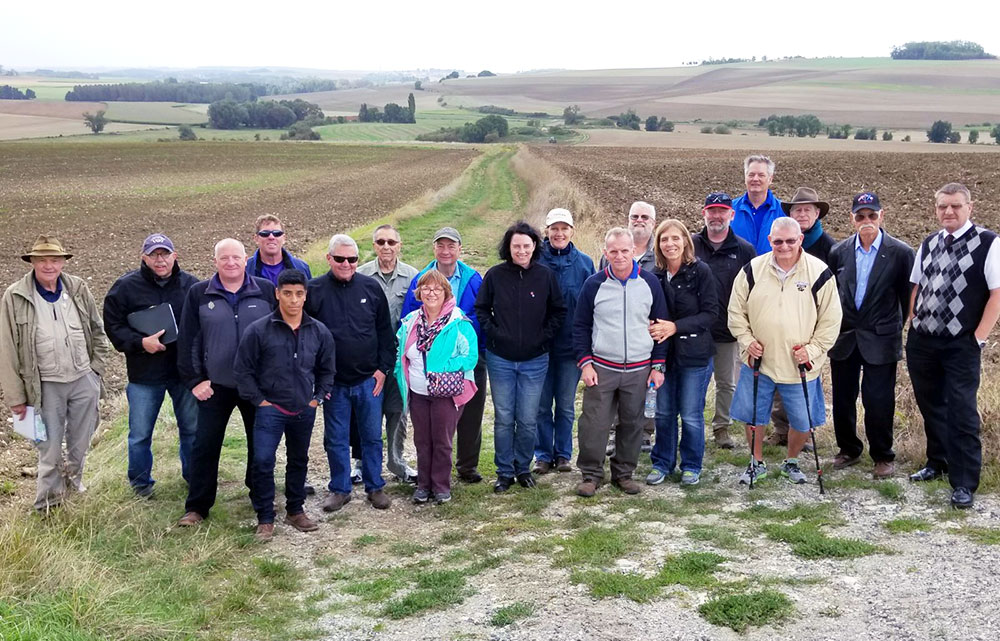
[727,217,842,486]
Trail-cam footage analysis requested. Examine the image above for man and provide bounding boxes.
[307,234,395,511]
[103,233,199,498]
[728,218,842,485]
[401,227,486,483]
[767,186,836,448]
[827,193,914,479]
[245,214,312,285]
[906,183,1000,509]
[176,239,276,526]
[573,227,667,497]
[1,235,111,512]
[598,201,658,452]
[235,269,336,542]
[732,155,785,255]
[358,224,419,484]
[691,192,756,449]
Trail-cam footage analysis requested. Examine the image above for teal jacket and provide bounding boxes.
[395,305,479,412]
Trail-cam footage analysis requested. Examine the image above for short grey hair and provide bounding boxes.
[372,224,400,243]
[214,238,246,258]
[935,182,972,204]
[628,201,656,220]
[744,154,776,177]
[604,226,634,247]
[328,234,358,254]
[770,217,801,236]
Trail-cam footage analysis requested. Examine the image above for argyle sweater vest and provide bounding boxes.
[912,225,996,337]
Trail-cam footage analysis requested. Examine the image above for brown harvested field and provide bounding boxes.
[0,113,153,140]
[0,99,107,119]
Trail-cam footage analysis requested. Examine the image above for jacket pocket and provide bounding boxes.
[874,321,900,336]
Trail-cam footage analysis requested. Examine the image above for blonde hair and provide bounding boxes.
[653,219,695,268]
[414,269,454,302]
[254,214,282,232]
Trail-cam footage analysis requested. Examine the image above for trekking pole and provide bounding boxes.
[797,361,825,495]
[748,357,761,489]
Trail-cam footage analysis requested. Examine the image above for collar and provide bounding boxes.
[326,270,355,287]
[33,273,63,297]
[802,220,825,249]
[209,272,253,295]
[140,260,180,283]
[942,220,974,240]
[854,229,884,253]
[269,308,314,327]
[544,239,574,256]
[769,251,801,276]
[606,261,639,284]
[254,247,292,268]
[698,226,738,250]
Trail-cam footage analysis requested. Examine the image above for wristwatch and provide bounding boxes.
[978,338,988,349]
[651,364,665,373]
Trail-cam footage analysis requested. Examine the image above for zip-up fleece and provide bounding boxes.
[474,260,566,362]
[177,274,276,389]
[573,262,668,371]
[395,303,479,412]
[245,248,312,281]
[692,227,756,342]
[538,240,595,360]
[657,260,718,368]
[234,310,336,412]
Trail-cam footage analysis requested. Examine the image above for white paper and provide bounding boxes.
[12,406,47,442]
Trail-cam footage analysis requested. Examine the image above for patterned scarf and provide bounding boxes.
[416,299,456,353]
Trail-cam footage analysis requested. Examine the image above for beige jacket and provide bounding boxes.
[727,251,843,384]
[0,271,111,410]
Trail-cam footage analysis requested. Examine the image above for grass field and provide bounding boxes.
[102,101,208,125]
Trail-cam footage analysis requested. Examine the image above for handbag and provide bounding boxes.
[422,355,464,398]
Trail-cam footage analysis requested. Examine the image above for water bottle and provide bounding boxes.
[643,382,657,418]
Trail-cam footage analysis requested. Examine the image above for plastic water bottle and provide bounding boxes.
[644,382,657,418]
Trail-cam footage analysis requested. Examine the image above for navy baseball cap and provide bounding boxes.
[704,192,733,209]
[142,233,175,255]
[851,192,881,213]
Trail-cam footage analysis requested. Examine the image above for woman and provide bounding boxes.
[396,270,479,505]
[533,208,595,475]
[475,221,566,493]
[647,219,718,487]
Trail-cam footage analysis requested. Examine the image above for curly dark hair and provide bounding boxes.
[497,220,542,263]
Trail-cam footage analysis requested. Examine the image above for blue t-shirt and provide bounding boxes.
[259,261,284,287]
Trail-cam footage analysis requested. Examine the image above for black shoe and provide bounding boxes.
[908,466,944,482]
[459,470,483,484]
[640,437,653,453]
[494,476,515,493]
[516,473,536,488]
[951,487,974,509]
[304,483,316,496]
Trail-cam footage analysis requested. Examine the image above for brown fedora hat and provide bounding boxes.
[21,235,73,262]
[780,187,830,219]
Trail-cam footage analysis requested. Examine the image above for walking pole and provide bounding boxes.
[798,361,825,495]
[748,357,761,489]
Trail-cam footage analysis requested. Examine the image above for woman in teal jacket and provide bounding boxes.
[396,270,479,505]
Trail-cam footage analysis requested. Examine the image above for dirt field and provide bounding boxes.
[0,113,154,140]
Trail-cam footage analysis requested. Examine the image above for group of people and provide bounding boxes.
[2,155,995,545]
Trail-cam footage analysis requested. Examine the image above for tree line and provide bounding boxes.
[0,85,35,100]
[358,94,417,123]
[65,79,339,103]
[207,99,325,130]
[415,115,510,143]
[891,41,996,60]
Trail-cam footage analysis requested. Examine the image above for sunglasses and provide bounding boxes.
[330,255,359,264]
[854,211,880,221]
[629,214,653,221]
[375,239,399,246]
[771,238,799,246]
[257,230,285,238]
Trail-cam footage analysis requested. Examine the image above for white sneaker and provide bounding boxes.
[350,459,362,485]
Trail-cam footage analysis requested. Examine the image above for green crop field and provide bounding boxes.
[101,101,209,125]
[314,109,544,142]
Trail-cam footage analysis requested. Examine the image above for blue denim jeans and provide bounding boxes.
[651,364,712,475]
[534,356,581,464]
[252,405,315,523]
[126,380,198,491]
[485,351,549,478]
[324,377,385,494]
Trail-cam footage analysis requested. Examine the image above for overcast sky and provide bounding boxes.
[5,1,1000,73]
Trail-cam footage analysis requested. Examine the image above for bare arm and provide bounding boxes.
[975,289,1000,343]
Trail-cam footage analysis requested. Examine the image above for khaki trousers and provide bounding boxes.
[35,371,100,510]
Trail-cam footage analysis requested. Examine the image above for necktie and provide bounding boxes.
[944,234,955,248]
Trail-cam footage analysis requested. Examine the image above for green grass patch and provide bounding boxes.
[489,601,536,627]
[565,510,603,528]
[686,525,747,551]
[514,536,561,555]
[737,501,843,526]
[762,522,886,559]
[958,526,1000,545]
[480,516,553,537]
[570,569,661,603]
[438,530,468,545]
[655,551,727,588]
[388,541,430,557]
[553,525,634,568]
[0,480,16,496]
[253,557,303,592]
[826,476,906,501]
[341,576,407,603]
[381,569,469,620]
[606,495,692,521]
[503,483,558,515]
[699,589,794,633]
[352,534,382,548]
[884,517,932,534]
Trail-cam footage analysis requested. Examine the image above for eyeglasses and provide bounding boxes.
[771,238,799,246]
[375,239,399,247]
[420,286,444,294]
[629,214,653,221]
[854,211,880,221]
[330,255,359,264]
[257,230,285,238]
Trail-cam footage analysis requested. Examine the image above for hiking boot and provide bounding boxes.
[177,511,204,527]
[833,452,862,470]
[396,467,419,485]
[517,473,537,489]
[713,429,735,450]
[680,471,701,486]
[134,484,154,499]
[321,492,352,512]
[434,492,452,505]
[739,461,768,485]
[494,476,515,493]
[909,466,943,482]
[780,460,807,484]
[458,469,483,484]
[613,477,642,495]
[350,460,363,485]
[304,483,316,496]
[367,490,391,510]
[640,437,653,453]
[763,433,787,447]
[645,468,668,485]
[555,457,573,473]
[284,512,319,532]
[872,461,895,480]
[412,488,431,504]
[576,478,599,497]
[533,460,552,475]
[255,522,275,542]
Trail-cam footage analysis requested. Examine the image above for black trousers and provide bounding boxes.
[830,346,898,463]
[906,331,982,492]
[455,353,487,475]
[185,384,257,517]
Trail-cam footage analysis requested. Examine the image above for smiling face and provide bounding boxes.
[509,233,535,268]
[142,248,176,278]
[628,207,655,240]
[603,234,635,279]
[214,240,247,282]
[789,203,820,232]
[546,222,573,250]
[276,283,306,318]
[658,225,685,265]
[745,161,773,199]
[703,205,734,235]
[935,192,973,234]
[768,227,803,263]
[327,244,358,281]
[433,239,461,270]
[30,256,65,289]
[373,227,401,267]
[255,221,285,261]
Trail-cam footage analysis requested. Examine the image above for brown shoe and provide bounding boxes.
[285,512,319,532]
[367,490,392,510]
[177,511,204,527]
[833,452,862,470]
[872,461,896,479]
[255,522,275,542]
[555,457,573,473]
[763,433,787,447]
[613,477,642,495]
[714,428,735,449]
[533,460,552,475]
[321,492,352,512]
[576,478,599,497]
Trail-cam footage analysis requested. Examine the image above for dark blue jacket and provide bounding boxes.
[178,274,276,389]
[538,240,595,360]
[656,260,718,368]
[103,261,199,384]
[731,190,784,255]
[692,227,756,343]
[401,260,483,345]
[234,310,336,412]
[305,272,395,385]
[245,248,312,284]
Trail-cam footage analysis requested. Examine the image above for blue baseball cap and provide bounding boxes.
[851,192,881,213]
